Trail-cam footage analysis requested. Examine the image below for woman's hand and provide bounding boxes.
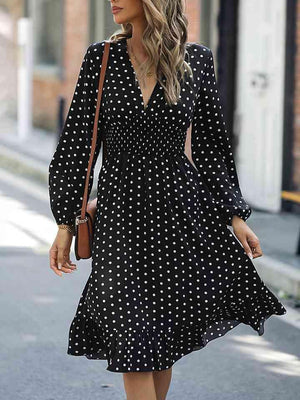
[49,229,77,277]
[231,215,263,260]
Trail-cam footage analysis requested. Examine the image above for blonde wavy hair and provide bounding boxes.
[109,0,194,106]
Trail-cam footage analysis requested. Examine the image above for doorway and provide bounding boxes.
[235,0,287,212]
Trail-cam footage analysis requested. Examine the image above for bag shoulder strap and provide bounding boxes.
[80,40,111,220]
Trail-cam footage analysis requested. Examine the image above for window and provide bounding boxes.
[29,0,63,76]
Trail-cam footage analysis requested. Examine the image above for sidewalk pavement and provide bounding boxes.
[1,118,300,300]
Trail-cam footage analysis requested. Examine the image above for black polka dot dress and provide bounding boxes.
[48,38,287,373]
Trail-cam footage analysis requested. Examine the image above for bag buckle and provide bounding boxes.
[75,215,88,225]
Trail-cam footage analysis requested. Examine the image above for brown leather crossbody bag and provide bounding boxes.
[74,40,111,260]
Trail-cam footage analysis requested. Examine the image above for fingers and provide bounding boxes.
[49,244,77,277]
[251,241,263,259]
[49,246,63,277]
[241,234,263,260]
[57,247,77,274]
[240,238,254,259]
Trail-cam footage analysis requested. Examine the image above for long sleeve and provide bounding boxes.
[191,47,252,226]
[48,42,105,225]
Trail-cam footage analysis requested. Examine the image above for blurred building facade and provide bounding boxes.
[0,0,298,216]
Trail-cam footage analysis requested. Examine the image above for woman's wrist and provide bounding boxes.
[231,215,245,226]
[57,223,75,235]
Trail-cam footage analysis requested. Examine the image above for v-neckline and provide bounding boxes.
[122,37,160,112]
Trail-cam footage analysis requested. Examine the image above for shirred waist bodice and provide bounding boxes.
[104,128,188,160]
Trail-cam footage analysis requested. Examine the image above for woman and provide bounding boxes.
[48,0,287,399]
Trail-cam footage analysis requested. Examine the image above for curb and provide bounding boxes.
[0,144,49,186]
[0,141,100,196]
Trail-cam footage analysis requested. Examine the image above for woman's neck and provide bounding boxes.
[129,21,148,57]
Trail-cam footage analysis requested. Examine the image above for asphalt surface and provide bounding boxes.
[1,169,300,400]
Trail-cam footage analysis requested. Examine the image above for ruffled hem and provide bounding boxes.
[67,306,287,373]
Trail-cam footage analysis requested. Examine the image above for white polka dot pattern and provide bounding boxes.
[48,43,104,225]
[191,48,252,226]
[48,38,287,373]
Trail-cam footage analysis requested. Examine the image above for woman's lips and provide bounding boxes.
[112,7,123,14]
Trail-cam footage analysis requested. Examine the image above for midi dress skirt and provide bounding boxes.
[48,37,287,373]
